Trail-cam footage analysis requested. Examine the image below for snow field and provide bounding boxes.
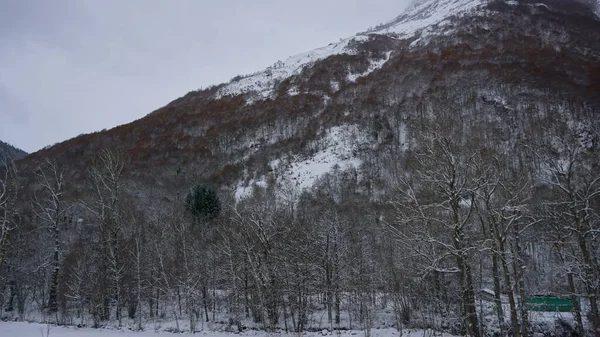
[0,322,458,337]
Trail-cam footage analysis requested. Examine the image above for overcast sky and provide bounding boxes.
[1,0,411,153]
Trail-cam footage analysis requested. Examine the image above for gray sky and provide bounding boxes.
[1,0,410,153]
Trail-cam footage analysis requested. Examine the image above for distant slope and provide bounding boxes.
[0,140,27,164]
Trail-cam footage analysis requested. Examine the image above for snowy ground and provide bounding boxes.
[0,322,457,337]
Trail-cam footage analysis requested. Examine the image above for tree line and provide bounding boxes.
[0,125,599,337]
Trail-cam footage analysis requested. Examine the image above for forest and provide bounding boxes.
[1,119,599,337]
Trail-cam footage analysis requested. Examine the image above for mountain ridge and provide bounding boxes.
[211,0,600,105]
[0,140,27,164]
[214,0,486,102]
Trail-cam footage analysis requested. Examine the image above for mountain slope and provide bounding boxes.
[18,0,600,202]
[216,0,487,102]
[366,0,484,36]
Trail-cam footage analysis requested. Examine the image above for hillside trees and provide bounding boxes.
[540,136,600,337]
[184,184,222,330]
[228,188,286,331]
[1,114,599,336]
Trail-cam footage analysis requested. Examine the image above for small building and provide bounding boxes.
[479,289,496,302]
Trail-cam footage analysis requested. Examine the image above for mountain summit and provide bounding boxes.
[367,0,484,35]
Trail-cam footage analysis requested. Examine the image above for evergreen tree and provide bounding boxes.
[185,185,221,221]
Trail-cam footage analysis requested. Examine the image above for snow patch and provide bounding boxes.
[331,81,341,92]
[347,51,393,83]
[235,178,268,201]
[274,125,366,191]
[215,36,368,102]
[369,0,484,38]
[481,92,511,110]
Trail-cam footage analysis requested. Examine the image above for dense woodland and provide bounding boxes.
[1,117,599,337]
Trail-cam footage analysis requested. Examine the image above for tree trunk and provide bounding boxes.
[578,235,600,337]
[567,272,585,337]
[454,228,481,337]
[47,246,60,313]
[493,220,521,337]
[203,286,210,323]
[512,224,529,337]
[482,213,506,335]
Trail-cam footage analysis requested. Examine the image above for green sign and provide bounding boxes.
[525,297,573,312]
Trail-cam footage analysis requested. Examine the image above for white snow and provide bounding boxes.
[215,36,368,101]
[283,149,360,191]
[0,322,459,337]
[275,125,365,191]
[480,91,511,110]
[235,125,368,200]
[0,322,160,337]
[369,0,484,37]
[215,0,486,103]
[235,178,267,200]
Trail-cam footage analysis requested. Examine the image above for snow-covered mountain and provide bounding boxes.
[216,0,486,101]
[216,0,600,106]
[215,35,370,100]
[367,0,484,36]
[18,0,600,201]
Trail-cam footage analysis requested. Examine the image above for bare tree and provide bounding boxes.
[475,169,534,337]
[87,149,126,325]
[229,188,287,332]
[392,135,483,337]
[33,159,70,314]
[0,160,19,282]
